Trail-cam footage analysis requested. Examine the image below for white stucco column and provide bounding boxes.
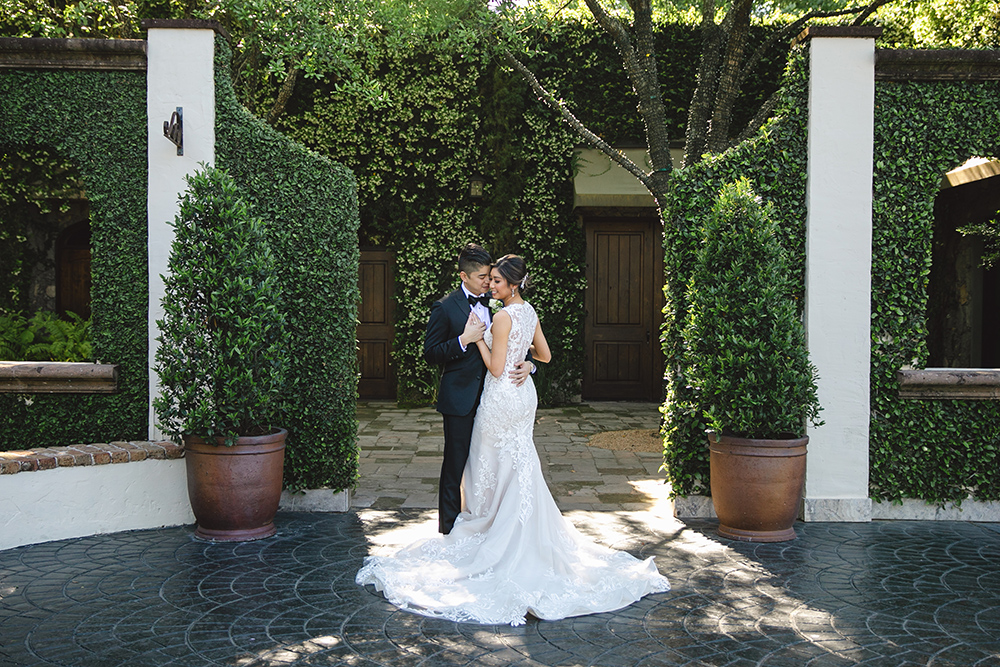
[802,27,881,522]
[146,21,216,439]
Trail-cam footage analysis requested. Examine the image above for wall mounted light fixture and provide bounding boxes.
[163,107,183,156]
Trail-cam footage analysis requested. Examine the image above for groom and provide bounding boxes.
[424,243,533,534]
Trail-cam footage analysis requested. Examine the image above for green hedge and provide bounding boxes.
[214,37,361,492]
[868,79,1000,503]
[261,20,787,405]
[661,49,810,496]
[0,68,148,449]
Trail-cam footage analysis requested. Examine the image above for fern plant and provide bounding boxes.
[24,311,92,361]
[0,311,32,360]
[0,310,91,361]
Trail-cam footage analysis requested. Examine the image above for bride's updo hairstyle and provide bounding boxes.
[493,254,531,294]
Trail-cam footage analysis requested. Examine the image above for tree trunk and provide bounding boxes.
[582,0,672,208]
[683,0,722,167]
[706,0,752,154]
[630,0,673,198]
[267,66,299,126]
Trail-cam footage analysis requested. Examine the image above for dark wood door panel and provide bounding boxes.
[357,250,396,399]
[584,218,663,401]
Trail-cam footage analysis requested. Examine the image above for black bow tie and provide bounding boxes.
[468,294,490,307]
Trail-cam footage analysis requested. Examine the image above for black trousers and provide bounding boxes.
[439,402,479,534]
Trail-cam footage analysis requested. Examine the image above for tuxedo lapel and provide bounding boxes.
[447,289,471,326]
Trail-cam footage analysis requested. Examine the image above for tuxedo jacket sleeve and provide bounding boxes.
[424,289,486,416]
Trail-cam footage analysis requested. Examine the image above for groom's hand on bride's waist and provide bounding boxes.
[510,361,534,386]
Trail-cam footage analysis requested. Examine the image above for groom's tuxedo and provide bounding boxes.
[424,287,490,534]
[425,288,490,416]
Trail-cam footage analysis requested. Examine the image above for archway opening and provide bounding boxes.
[926,157,1000,368]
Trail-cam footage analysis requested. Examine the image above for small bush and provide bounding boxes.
[682,178,821,439]
[153,165,286,447]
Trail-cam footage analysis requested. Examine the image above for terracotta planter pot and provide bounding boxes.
[708,431,807,543]
[183,428,287,541]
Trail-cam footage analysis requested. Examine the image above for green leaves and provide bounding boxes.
[153,165,287,447]
[682,178,821,440]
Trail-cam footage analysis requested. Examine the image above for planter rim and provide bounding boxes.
[184,428,287,454]
[707,430,808,448]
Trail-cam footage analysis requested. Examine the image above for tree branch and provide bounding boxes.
[737,0,894,95]
[734,87,782,144]
[683,0,721,166]
[707,0,753,153]
[502,51,657,198]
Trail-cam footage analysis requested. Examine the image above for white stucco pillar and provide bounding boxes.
[146,21,216,439]
[802,27,881,521]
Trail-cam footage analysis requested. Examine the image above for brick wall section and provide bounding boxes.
[0,442,183,474]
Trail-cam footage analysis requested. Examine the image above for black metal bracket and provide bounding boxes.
[163,107,183,156]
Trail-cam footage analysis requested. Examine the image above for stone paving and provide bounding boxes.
[354,401,670,513]
[2,512,1000,666]
[3,402,1000,666]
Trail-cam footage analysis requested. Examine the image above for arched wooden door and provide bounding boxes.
[583,216,664,401]
[357,249,396,399]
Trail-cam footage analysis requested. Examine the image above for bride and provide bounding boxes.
[356,255,669,626]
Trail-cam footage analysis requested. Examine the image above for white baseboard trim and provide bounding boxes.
[803,497,872,522]
[871,498,1000,521]
[674,495,1000,522]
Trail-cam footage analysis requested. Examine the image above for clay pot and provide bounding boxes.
[183,428,286,541]
[708,431,807,543]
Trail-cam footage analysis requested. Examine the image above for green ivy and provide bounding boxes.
[257,19,787,407]
[0,68,148,449]
[661,48,811,496]
[214,37,361,492]
[868,79,1000,504]
[662,46,1000,505]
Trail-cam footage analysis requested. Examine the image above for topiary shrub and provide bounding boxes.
[153,165,286,447]
[682,178,821,440]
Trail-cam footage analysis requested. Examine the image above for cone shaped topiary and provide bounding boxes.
[683,178,821,439]
[154,165,286,447]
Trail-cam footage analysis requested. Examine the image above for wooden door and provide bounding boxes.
[583,217,664,401]
[56,221,91,320]
[357,249,396,399]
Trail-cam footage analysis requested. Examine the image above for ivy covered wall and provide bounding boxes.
[261,20,787,405]
[868,79,1000,504]
[0,68,148,448]
[661,46,1000,505]
[215,37,361,492]
[661,49,810,497]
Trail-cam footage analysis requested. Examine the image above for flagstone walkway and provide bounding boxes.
[354,401,671,513]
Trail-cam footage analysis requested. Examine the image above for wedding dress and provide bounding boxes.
[356,302,669,625]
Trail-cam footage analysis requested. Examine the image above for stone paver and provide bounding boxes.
[2,512,999,666]
[354,400,670,513]
[4,402,999,665]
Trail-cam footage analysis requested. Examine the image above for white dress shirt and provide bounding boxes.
[459,285,491,351]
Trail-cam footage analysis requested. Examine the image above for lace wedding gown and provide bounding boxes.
[356,302,669,625]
